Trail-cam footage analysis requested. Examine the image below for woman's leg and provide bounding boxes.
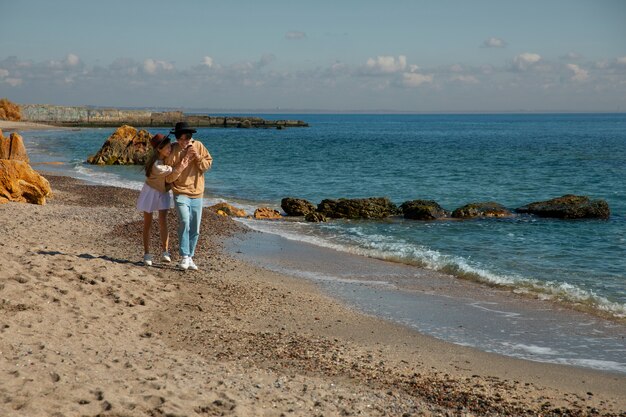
[142,211,153,254]
[157,209,169,253]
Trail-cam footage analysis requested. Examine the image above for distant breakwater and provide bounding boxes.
[20,104,309,129]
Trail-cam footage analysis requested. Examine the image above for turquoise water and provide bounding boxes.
[22,114,626,318]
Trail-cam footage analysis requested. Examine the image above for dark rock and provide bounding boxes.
[515,194,610,219]
[305,212,327,222]
[400,200,449,220]
[452,202,513,219]
[281,197,316,216]
[317,197,398,220]
[237,119,252,128]
[86,125,151,165]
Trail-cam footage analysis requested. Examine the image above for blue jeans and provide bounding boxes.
[174,195,203,258]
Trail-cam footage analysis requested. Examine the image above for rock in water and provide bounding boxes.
[208,202,247,217]
[452,202,512,219]
[254,207,282,220]
[281,197,316,216]
[400,200,449,220]
[305,212,327,222]
[86,125,151,165]
[317,197,398,219]
[0,160,51,205]
[515,194,610,219]
[0,131,29,162]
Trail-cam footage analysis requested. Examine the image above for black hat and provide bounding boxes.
[170,121,197,135]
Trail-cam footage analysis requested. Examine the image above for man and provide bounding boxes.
[165,121,213,270]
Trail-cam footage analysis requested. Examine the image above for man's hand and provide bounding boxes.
[186,146,199,162]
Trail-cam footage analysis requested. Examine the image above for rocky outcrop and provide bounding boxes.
[86,125,151,165]
[0,160,51,205]
[208,202,247,217]
[0,130,50,205]
[452,202,512,219]
[305,212,327,222]
[515,195,610,219]
[21,104,308,129]
[317,197,398,220]
[400,200,449,220]
[254,207,282,220]
[281,197,316,216]
[0,130,29,162]
[0,98,21,121]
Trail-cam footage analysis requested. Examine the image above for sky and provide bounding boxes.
[1,0,625,112]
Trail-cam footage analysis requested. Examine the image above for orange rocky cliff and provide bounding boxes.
[0,130,51,205]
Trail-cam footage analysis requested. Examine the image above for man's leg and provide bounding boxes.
[174,195,191,257]
[188,197,203,258]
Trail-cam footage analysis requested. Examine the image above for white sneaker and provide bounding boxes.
[143,254,153,266]
[188,258,199,271]
[161,251,172,263]
[178,256,190,270]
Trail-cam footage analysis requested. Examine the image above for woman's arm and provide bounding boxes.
[165,150,191,183]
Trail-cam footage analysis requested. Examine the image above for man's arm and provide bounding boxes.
[194,142,213,172]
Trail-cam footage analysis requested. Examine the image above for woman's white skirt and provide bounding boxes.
[136,184,172,212]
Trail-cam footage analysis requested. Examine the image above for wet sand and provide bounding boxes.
[0,175,624,416]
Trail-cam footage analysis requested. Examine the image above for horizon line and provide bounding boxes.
[20,103,626,115]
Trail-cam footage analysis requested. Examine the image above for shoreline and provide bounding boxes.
[233,216,626,325]
[0,119,69,131]
[227,227,626,374]
[0,175,624,415]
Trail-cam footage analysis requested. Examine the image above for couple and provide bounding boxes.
[136,121,213,271]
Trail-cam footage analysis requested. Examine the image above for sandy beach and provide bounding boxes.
[0,175,624,416]
[0,120,67,132]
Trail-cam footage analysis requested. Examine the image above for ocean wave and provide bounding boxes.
[73,164,144,190]
[236,217,626,320]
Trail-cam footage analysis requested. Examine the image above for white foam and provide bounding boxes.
[73,165,143,190]
[469,302,521,318]
[278,267,394,287]
[508,343,560,356]
[234,216,626,319]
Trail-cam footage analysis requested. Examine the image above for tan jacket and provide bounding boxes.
[165,139,213,198]
[145,159,172,193]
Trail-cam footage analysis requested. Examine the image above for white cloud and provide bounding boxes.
[365,55,407,74]
[561,52,582,60]
[566,64,589,82]
[203,56,214,68]
[46,53,81,69]
[0,68,8,78]
[285,31,306,40]
[450,64,464,72]
[595,60,609,69]
[451,75,479,84]
[511,52,542,71]
[66,53,80,66]
[143,59,157,74]
[482,37,506,48]
[402,72,433,87]
[616,56,626,66]
[143,58,174,74]
[5,77,23,87]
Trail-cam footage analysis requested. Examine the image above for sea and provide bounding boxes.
[19,113,626,373]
